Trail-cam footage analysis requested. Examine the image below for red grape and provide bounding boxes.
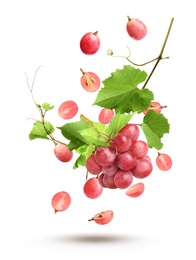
[98,108,114,124]
[114,169,133,189]
[54,143,73,162]
[86,153,102,175]
[103,174,117,189]
[130,140,148,159]
[80,69,101,92]
[98,173,107,188]
[83,177,103,199]
[116,151,137,171]
[102,162,118,176]
[119,123,140,141]
[126,17,147,40]
[143,101,167,115]
[80,31,100,55]
[51,191,71,213]
[125,182,145,197]
[156,153,172,171]
[88,210,113,225]
[132,158,153,178]
[58,100,78,119]
[112,133,132,152]
[94,146,116,167]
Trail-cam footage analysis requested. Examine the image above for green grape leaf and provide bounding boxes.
[57,116,91,150]
[93,65,153,113]
[73,143,95,169]
[142,110,170,138]
[29,121,54,140]
[141,123,163,150]
[106,113,134,138]
[141,110,170,150]
[42,103,54,111]
[73,154,86,169]
[77,128,109,146]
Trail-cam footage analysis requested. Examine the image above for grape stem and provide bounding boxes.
[108,17,174,89]
[25,66,67,146]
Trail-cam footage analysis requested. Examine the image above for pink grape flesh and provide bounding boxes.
[125,182,145,197]
[89,210,114,225]
[51,191,71,213]
[156,153,172,171]
[58,100,78,119]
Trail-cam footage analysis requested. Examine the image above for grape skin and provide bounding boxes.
[126,17,147,40]
[94,146,116,167]
[132,158,153,178]
[54,143,73,162]
[112,133,132,153]
[119,123,140,141]
[114,169,133,189]
[83,177,103,199]
[86,153,102,175]
[80,31,100,55]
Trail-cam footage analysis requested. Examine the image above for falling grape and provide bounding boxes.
[80,31,100,54]
[98,108,114,124]
[88,210,114,225]
[156,152,172,171]
[126,16,147,40]
[58,100,78,119]
[54,143,73,162]
[83,177,103,199]
[51,191,71,213]
[125,182,145,197]
[80,68,101,92]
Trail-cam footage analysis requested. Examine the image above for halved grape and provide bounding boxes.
[51,191,71,213]
[58,100,78,119]
[156,152,172,171]
[88,210,113,225]
[125,182,145,197]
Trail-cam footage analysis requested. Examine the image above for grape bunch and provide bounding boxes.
[27,15,174,226]
[85,123,152,194]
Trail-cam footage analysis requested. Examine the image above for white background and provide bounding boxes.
[1,0,195,259]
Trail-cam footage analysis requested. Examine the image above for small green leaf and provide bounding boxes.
[29,121,54,140]
[42,103,54,111]
[141,123,163,150]
[143,110,170,138]
[106,113,134,138]
[73,154,86,169]
[78,128,109,146]
[57,116,91,150]
[74,143,95,169]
